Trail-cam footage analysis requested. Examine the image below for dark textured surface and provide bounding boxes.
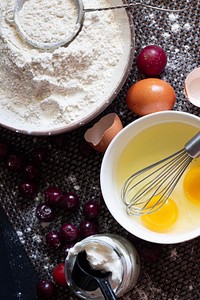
[0,0,199,299]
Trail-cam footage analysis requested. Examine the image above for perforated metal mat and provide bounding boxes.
[0,0,199,299]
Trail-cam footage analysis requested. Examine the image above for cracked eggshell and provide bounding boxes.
[84,113,123,153]
[184,67,200,107]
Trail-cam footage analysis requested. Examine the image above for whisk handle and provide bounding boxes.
[185,132,200,158]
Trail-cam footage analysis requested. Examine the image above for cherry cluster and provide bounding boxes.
[0,137,163,299]
[39,187,100,250]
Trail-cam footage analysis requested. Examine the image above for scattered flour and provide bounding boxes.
[162,32,170,39]
[188,284,193,291]
[0,0,125,132]
[183,23,191,30]
[16,230,25,244]
[171,23,180,32]
[170,248,178,261]
[168,13,179,22]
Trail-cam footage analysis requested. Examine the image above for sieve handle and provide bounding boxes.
[84,2,186,13]
[185,132,200,158]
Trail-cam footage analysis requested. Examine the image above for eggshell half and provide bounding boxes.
[84,113,123,153]
[184,67,200,107]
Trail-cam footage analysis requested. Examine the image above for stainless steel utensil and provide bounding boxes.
[10,0,186,50]
[122,132,200,216]
[12,0,83,50]
[83,1,186,13]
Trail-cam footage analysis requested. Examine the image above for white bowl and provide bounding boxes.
[100,111,200,244]
[0,0,134,135]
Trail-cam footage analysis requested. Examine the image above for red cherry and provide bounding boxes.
[60,192,79,212]
[83,200,100,219]
[60,223,79,242]
[36,280,56,299]
[52,263,67,287]
[46,231,62,250]
[136,45,167,77]
[36,203,55,222]
[79,220,99,238]
[45,186,63,207]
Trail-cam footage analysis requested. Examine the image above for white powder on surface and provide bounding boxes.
[168,13,179,22]
[0,0,125,132]
[162,32,170,39]
[183,23,191,31]
[171,23,180,32]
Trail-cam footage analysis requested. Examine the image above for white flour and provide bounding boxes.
[0,0,124,133]
[17,0,78,44]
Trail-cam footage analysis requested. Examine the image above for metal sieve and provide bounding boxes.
[9,0,185,50]
[13,0,84,50]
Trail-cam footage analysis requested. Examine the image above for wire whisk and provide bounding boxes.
[121,132,200,216]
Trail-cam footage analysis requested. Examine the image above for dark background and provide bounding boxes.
[0,0,199,299]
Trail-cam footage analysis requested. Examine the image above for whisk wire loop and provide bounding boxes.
[122,148,194,216]
[122,149,184,202]
[130,149,188,205]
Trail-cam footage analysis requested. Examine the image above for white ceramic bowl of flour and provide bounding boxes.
[0,0,134,135]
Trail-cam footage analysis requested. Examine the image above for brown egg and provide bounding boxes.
[84,113,123,153]
[126,78,176,116]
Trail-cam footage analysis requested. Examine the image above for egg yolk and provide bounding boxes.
[183,165,200,205]
[141,196,178,232]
